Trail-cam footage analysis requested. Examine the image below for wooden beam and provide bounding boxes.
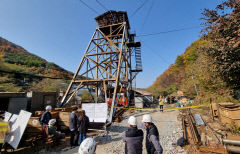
[86,51,119,56]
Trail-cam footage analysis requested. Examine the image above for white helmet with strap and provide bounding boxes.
[78,137,96,154]
[142,114,152,123]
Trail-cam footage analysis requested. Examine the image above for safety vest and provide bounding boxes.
[45,126,54,138]
[159,98,164,105]
[0,121,10,143]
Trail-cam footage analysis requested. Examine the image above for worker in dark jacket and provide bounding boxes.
[122,116,143,154]
[78,110,89,144]
[40,105,52,140]
[40,105,52,126]
[69,107,79,147]
[138,114,163,154]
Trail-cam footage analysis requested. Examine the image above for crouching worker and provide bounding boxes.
[48,119,65,141]
[122,116,143,154]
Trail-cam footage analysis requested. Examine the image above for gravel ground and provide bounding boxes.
[44,105,186,154]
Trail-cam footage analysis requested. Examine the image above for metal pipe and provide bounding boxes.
[223,139,240,146]
[226,145,240,153]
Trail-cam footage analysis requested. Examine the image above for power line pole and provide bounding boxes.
[190,69,199,96]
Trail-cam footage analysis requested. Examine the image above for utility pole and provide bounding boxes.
[190,69,199,96]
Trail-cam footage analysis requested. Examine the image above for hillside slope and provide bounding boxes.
[148,0,240,102]
[0,37,73,92]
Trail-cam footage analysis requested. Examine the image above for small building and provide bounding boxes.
[0,91,57,115]
[27,91,57,114]
[0,92,27,114]
[134,89,153,106]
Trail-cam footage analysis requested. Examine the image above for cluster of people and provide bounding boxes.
[158,95,177,112]
[39,105,89,148]
[69,107,89,147]
[39,105,163,154]
[39,105,65,142]
[123,114,163,154]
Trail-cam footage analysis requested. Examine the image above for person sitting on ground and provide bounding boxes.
[122,116,143,154]
[48,119,65,141]
[78,110,89,145]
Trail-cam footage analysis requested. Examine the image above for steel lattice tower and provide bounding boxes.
[60,11,142,122]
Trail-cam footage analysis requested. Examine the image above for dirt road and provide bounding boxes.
[60,106,186,154]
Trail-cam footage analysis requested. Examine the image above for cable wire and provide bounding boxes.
[95,0,116,22]
[143,41,170,65]
[137,26,200,37]
[140,0,156,33]
[96,0,108,11]
[78,0,99,15]
[131,0,148,17]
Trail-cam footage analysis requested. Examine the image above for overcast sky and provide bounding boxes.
[0,0,221,88]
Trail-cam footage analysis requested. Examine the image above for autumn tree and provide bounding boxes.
[201,0,240,89]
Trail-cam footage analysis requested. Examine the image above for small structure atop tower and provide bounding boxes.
[95,10,130,29]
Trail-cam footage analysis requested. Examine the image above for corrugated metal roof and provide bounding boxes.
[134,89,152,96]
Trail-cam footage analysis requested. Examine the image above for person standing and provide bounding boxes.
[69,107,79,147]
[122,116,143,154]
[40,105,52,140]
[78,110,89,145]
[138,114,163,154]
[40,105,52,126]
[0,119,10,152]
[158,96,164,112]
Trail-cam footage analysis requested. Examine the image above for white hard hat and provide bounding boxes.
[78,137,96,154]
[48,119,56,126]
[46,105,52,111]
[128,116,137,126]
[142,114,152,123]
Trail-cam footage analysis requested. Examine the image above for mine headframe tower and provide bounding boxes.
[60,11,142,122]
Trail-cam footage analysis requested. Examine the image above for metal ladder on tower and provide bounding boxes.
[135,47,142,72]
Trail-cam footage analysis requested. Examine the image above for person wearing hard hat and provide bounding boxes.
[40,105,52,126]
[122,116,143,154]
[48,119,65,141]
[78,137,96,154]
[0,119,10,152]
[139,114,163,154]
[39,105,52,140]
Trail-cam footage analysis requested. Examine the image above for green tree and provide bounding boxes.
[30,79,67,92]
[81,90,95,102]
